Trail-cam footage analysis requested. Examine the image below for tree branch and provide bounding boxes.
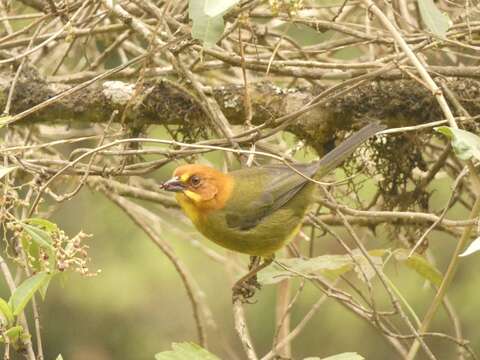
[5,70,480,151]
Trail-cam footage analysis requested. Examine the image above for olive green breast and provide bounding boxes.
[193,165,317,256]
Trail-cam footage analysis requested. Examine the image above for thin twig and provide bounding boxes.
[94,185,209,348]
[232,300,258,360]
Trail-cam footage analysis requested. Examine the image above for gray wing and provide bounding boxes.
[225,163,317,231]
[224,122,385,231]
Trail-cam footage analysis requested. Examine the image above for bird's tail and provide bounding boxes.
[315,122,386,178]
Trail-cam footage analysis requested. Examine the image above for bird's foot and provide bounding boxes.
[232,275,262,303]
[232,256,273,303]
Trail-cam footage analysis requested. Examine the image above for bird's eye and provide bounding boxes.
[189,175,201,187]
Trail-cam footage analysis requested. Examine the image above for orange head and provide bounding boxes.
[161,164,233,211]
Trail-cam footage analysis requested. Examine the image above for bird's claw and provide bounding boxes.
[232,275,262,304]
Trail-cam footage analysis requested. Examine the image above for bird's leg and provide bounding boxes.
[232,256,274,303]
[245,256,262,290]
[248,255,261,270]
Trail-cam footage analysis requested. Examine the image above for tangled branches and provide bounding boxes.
[1,0,480,359]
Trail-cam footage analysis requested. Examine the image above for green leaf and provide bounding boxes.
[21,224,54,251]
[258,255,352,285]
[417,0,450,38]
[459,236,480,257]
[38,274,54,300]
[321,353,365,360]
[436,126,480,160]
[0,115,13,128]
[204,0,239,17]
[3,326,24,343]
[189,0,225,46]
[258,250,385,285]
[155,342,220,360]
[22,219,58,273]
[56,355,64,360]
[0,298,14,326]
[394,249,442,286]
[9,272,51,316]
[304,353,365,360]
[25,218,58,232]
[0,166,17,179]
[21,232,41,272]
[351,249,384,282]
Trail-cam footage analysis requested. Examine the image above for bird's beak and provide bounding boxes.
[160,176,186,192]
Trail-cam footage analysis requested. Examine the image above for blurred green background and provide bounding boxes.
[1,156,477,360]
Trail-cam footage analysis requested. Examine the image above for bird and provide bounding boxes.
[161,122,385,298]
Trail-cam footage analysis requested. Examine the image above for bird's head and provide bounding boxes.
[161,164,233,211]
